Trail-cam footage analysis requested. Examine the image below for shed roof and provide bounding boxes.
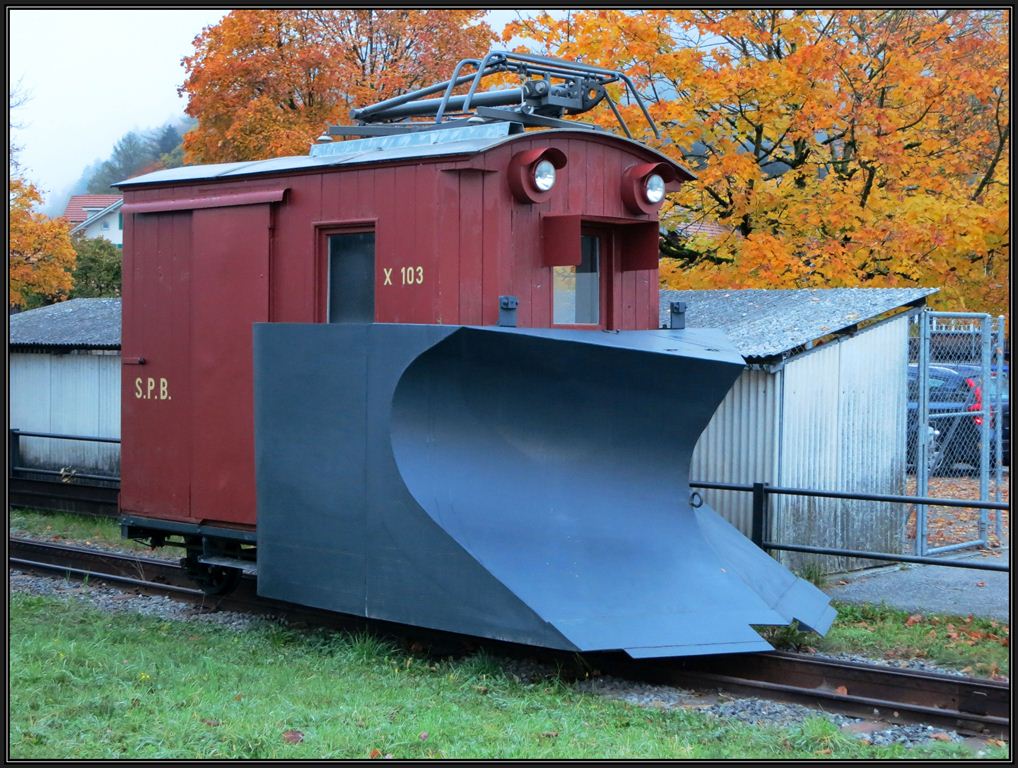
[62,194,122,223]
[117,123,686,188]
[659,287,937,362]
[9,298,121,350]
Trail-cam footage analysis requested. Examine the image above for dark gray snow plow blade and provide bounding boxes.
[253,323,835,657]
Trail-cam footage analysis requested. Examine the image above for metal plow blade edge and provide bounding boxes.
[254,323,835,657]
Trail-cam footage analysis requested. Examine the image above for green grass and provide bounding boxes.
[818,602,1010,678]
[761,602,1009,678]
[9,594,1007,760]
[9,507,149,553]
[9,507,1010,678]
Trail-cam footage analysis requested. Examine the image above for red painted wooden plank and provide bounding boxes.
[631,266,656,330]
[481,169,506,326]
[372,167,401,322]
[413,164,440,323]
[458,171,484,325]
[435,169,461,324]
[510,188,539,327]
[271,174,322,323]
[566,137,587,215]
[620,265,637,329]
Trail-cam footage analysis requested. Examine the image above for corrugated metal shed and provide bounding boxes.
[10,298,121,475]
[668,288,936,572]
[688,367,780,533]
[660,287,937,362]
[10,351,121,475]
[10,298,121,350]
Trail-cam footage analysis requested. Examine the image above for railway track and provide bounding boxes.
[9,476,119,518]
[10,536,1010,739]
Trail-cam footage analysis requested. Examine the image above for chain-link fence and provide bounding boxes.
[906,311,1008,556]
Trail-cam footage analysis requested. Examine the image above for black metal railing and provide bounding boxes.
[8,428,1006,573]
[9,429,120,484]
[691,480,1009,573]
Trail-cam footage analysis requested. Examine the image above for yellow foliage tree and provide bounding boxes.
[9,177,76,309]
[180,9,495,163]
[508,10,1009,319]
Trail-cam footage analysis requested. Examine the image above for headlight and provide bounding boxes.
[534,160,556,192]
[645,173,665,203]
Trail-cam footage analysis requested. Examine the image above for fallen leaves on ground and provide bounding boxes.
[282,729,303,744]
[904,475,1009,548]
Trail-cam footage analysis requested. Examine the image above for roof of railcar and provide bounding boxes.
[117,123,690,188]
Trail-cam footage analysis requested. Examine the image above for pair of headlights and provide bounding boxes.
[532,160,665,203]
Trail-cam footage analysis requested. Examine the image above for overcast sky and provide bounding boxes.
[8,9,529,212]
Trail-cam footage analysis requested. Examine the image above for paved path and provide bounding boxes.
[825,548,1009,622]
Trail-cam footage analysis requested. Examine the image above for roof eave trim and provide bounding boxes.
[122,188,288,214]
[11,344,121,352]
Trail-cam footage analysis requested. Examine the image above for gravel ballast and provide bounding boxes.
[804,650,973,679]
[10,568,262,631]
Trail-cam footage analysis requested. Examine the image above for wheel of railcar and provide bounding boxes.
[181,555,241,595]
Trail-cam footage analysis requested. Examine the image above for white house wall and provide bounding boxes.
[690,367,780,535]
[79,209,123,246]
[10,351,120,475]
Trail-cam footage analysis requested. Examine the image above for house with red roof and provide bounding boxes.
[62,194,124,247]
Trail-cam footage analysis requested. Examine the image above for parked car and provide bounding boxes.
[907,364,1007,474]
[946,363,1009,467]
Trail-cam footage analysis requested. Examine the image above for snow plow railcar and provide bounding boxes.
[117,51,835,657]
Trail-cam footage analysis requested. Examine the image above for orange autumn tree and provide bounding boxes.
[9,177,76,309]
[180,9,495,163]
[507,10,1009,318]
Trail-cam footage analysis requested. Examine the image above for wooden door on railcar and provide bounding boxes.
[120,210,193,521]
[188,204,270,526]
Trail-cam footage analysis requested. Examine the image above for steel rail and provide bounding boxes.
[9,537,193,587]
[10,537,1010,739]
[10,557,203,595]
[615,651,1009,738]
